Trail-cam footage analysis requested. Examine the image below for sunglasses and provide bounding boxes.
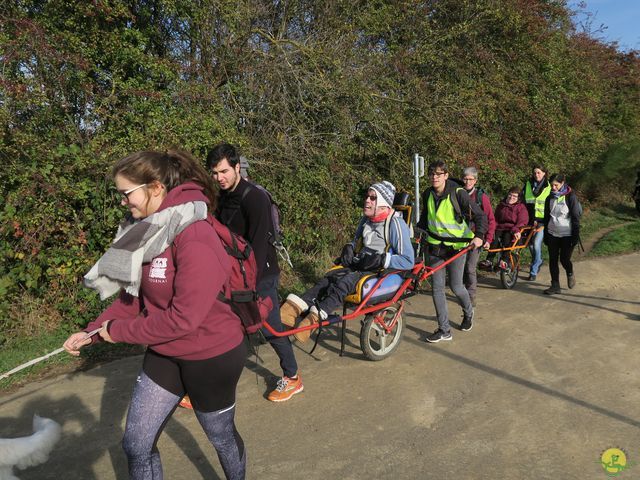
[365,194,377,201]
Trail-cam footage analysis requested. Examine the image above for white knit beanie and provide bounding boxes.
[370,181,396,208]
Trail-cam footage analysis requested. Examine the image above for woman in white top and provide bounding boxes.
[542,174,581,295]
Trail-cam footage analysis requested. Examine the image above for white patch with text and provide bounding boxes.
[149,257,168,280]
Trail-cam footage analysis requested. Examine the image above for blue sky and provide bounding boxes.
[569,0,640,51]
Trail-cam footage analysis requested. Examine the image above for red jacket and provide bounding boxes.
[494,200,529,234]
[468,188,496,244]
[86,183,245,360]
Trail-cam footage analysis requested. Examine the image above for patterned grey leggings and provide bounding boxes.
[123,371,246,479]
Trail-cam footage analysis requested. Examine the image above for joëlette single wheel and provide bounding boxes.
[360,304,404,361]
[500,252,520,289]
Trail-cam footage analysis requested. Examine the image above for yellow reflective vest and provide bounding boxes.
[426,189,474,250]
[524,180,551,221]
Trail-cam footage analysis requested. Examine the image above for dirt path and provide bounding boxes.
[1,252,639,480]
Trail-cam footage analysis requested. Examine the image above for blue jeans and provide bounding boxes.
[529,226,544,275]
[257,274,298,378]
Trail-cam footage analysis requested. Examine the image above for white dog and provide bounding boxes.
[0,415,61,480]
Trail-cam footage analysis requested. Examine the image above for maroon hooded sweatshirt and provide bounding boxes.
[85,182,245,360]
[494,198,529,234]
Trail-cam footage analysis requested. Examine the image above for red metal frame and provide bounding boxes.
[261,245,473,339]
[373,301,404,334]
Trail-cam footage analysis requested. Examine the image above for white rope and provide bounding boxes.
[0,328,103,381]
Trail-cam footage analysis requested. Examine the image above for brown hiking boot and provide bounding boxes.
[294,309,321,343]
[544,282,561,295]
[567,272,576,289]
[280,294,308,328]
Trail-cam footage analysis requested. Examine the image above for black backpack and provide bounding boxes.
[449,177,485,213]
[240,182,293,267]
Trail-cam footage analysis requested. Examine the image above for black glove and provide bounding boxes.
[335,243,355,267]
[354,252,385,271]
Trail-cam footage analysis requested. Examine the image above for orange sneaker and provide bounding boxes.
[178,395,193,409]
[267,375,304,402]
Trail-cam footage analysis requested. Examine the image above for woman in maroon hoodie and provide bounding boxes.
[482,187,529,269]
[63,150,247,479]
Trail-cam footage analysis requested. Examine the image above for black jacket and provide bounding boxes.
[217,178,280,280]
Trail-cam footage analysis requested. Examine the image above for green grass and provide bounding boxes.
[0,329,143,391]
[588,221,640,257]
[0,329,73,389]
[579,204,638,241]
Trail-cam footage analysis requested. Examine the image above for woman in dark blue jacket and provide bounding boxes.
[543,174,581,295]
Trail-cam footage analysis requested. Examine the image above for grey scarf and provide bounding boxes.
[84,201,208,300]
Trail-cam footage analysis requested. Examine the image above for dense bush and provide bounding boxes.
[1,0,639,340]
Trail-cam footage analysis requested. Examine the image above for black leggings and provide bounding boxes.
[143,342,247,412]
[546,234,574,283]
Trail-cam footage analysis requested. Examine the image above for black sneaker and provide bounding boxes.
[425,329,452,343]
[461,309,474,331]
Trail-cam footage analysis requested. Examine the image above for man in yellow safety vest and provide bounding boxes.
[416,160,487,343]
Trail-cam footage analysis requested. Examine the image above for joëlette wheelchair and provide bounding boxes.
[261,192,471,361]
[480,225,543,289]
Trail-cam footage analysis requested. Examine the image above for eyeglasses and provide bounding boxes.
[365,194,377,201]
[462,177,476,182]
[428,171,446,178]
[507,193,519,198]
[120,184,147,202]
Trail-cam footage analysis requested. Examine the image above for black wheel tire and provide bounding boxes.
[360,305,404,361]
[500,255,520,289]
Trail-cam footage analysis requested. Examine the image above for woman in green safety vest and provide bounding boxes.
[522,164,551,281]
[416,160,487,343]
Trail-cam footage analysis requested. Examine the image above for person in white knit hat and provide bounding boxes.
[280,181,414,342]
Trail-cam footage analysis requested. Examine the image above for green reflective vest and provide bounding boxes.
[426,189,474,250]
[524,181,551,220]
